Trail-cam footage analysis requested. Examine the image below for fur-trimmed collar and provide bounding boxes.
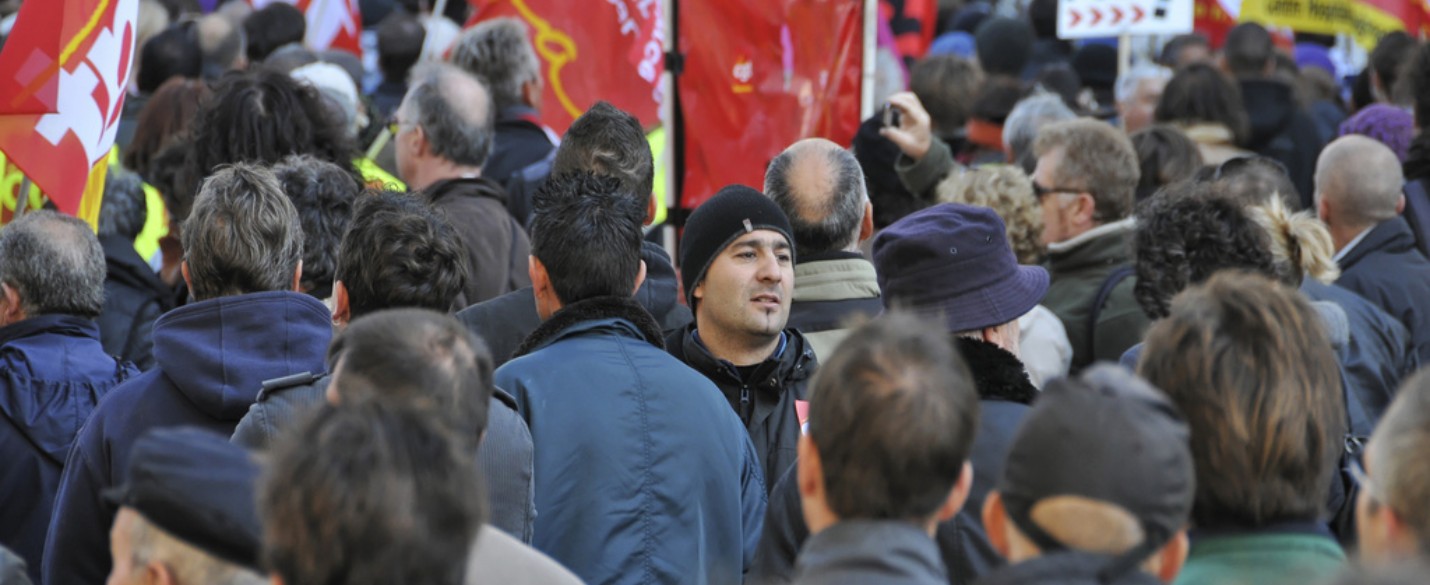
[954,337,1038,405]
[513,295,665,358]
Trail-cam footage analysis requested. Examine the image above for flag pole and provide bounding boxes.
[14,177,30,216]
[432,0,450,24]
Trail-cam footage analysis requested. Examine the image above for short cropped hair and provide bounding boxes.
[1130,124,1204,202]
[1132,182,1276,319]
[404,63,495,168]
[260,402,483,585]
[138,23,201,94]
[449,17,539,112]
[181,163,304,301]
[1138,271,1345,529]
[123,511,266,585]
[1155,63,1250,146]
[328,309,494,443]
[100,167,149,241]
[243,2,305,63]
[1033,118,1141,222]
[334,192,467,318]
[808,312,980,521]
[377,12,425,83]
[765,141,868,255]
[1223,23,1274,78]
[0,210,106,318]
[529,172,646,305]
[909,56,985,139]
[1368,370,1430,555]
[272,155,361,300]
[1003,92,1077,174]
[551,101,654,198]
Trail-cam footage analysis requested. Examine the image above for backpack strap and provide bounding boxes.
[1086,265,1136,359]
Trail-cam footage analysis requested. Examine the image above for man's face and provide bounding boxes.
[107,509,143,585]
[392,99,420,185]
[694,230,794,344]
[1033,148,1077,245]
[1120,78,1166,134]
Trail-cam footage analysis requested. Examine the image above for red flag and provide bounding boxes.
[251,0,364,57]
[0,0,139,225]
[467,0,664,135]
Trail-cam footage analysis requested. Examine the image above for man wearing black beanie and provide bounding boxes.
[668,185,818,495]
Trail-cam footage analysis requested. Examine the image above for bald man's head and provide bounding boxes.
[401,63,495,169]
[1315,135,1404,231]
[765,138,870,255]
[197,14,245,77]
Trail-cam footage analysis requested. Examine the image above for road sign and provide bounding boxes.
[1058,0,1195,38]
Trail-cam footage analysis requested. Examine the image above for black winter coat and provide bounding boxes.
[1335,217,1430,365]
[422,177,531,306]
[667,326,817,494]
[95,235,175,370]
[748,337,1036,585]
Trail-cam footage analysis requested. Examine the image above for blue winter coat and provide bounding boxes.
[0,315,135,582]
[42,292,332,585]
[1336,217,1430,365]
[495,296,766,585]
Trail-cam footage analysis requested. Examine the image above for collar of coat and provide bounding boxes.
[513,295,666,358]
[954,336,1038,405]
[673,324,817,392]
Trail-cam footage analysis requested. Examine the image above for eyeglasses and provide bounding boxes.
[1032,181,1084,199]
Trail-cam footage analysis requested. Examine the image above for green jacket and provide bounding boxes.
[1042,218,1149,371]
[1174,530,1345,585]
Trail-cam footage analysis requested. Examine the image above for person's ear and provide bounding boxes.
[0,283,24,325]
[1076,193,1098,225]
[797,433,822,499]
[1316,196,1331,221]
[859,201,875,243]
[144,560,174,585]
[936,462,973,522]
[529,256,549,296]
[983,491,1012,558]
[181,261,192,293]
[1155,530,1189,583]
[633,260,647,294]
[332,280,351,328]
[647,195,658,226]
[521,76,543,109]
[292,260,304,292]
[1397,193,1407,215]
[270,574,286,585]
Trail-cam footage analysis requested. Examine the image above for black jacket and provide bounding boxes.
[1239,79,1326,208]
[422,177,532,305]
[484,106,555,185]
[458,241,692,367]
[973,550,1164,585]
[1335,217,1430,365]
[96,235,175,370]
[749,338,1035,585]
[667,326,817,493]
[1301,278,1418,425]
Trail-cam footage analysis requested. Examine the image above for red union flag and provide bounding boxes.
[0,0,139,225]
[251,0,364,57]
[467,0,664,134]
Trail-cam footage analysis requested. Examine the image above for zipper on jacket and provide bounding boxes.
[740,384,752,424]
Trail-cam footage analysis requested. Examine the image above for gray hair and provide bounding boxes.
[402,63,495,168]
[1003,91,1077,174]
[765,139,868,255]
[1115,63,1173,105]
[0,210,106,318]
[449,18,539,112]
[100,166,148,240]
[181,163,304,301]
[126,512,267,585]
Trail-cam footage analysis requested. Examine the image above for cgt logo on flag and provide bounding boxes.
[0,0,139,225]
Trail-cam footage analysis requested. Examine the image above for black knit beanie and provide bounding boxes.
[680,185,796,308]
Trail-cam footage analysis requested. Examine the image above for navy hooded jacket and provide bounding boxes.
[42,292,331,585]
[0,315,135,582]
[495,295,766,585]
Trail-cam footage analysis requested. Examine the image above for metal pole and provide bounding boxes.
[14,177,30,217]
[1118,33,1132,79]
[860,0,877,120]
[431,0,450,23]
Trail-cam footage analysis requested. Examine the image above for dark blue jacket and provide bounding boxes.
[42,292,331,585]
[1301,278,1418,425]
[495,296,766,585]
[1335,217,1430,365]
[0,315,135,582]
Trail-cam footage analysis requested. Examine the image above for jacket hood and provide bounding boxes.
[100,235,176,310]
[955,337,1038,404]
[636,241,684,329]
[151,291,332,420]
[974,550,1165,585]
[1240,79,1297,151]
[0,314,134,464]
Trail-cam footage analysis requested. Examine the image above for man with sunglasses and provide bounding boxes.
[1031,119,1148,372]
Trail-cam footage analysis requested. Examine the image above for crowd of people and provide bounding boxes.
[4,0,1430,584]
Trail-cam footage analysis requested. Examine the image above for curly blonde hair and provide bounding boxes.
[1245,195,1340,285]
[934,165,1045,264]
